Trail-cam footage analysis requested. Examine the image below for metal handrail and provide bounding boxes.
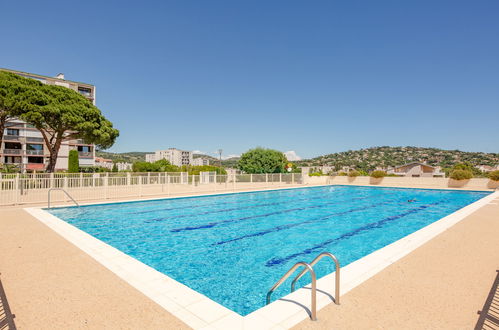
[291,252,340,305]
[48,188,79,208]
[266,261,317,321]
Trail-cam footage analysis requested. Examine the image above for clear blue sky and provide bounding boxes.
[1,0,498,159]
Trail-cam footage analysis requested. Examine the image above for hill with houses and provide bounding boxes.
[295,146,499,172]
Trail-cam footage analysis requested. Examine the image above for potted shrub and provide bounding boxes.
[370,170,386,179]
[489,170,499,182]
[370,170,386,184]
[449,169,473,181]
[348,170,360,177]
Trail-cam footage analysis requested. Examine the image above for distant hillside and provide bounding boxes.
[296,146,499,171]
[96,151,151,163]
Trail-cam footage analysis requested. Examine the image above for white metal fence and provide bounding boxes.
[0,172,303,206]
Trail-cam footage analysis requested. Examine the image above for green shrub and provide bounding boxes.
[338,171,348,176]
[68,150,79,173]
[370,170,386,178]
[488,170,499,181]
[450,169,473,180]
[348,170,360,177]
[308,171,323,177]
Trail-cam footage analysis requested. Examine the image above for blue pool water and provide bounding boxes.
[47,186,489,315]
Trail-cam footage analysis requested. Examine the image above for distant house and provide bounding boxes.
[95,157,113,170]
[476,165,499,172]
[387,162,444,177]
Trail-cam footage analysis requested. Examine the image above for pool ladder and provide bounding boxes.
[47,188,80,208]
[266,252,340,321]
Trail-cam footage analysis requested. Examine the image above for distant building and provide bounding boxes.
[145,148,193,167]
[116,162,132,171]
[145,153,156,163]
[301,166,334,175]
[193,158,210,166]
[0,68,96,172]
[95,157,113,170]
[387,162,444,177]
[476,165,499,172]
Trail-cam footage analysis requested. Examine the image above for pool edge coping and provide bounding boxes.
[24,187,498,330]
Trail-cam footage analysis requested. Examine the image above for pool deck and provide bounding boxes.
[0,187,498,329]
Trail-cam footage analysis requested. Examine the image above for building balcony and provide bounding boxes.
[3,135,21,141]
[26,150,44,156]
[78,151,93,158]
[26,163,45,170]
[26,137,44,143]
[3,149,23,155]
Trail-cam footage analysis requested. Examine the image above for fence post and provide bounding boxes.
[292,173,295,184]
[14,173,19,205]
[139,175,143,197]
[50,172,54,189]
[250,174,253,183]
[104,172,109,199]
[280,173,282,186]
[266,173,268,185]
[127,172,131,186]
[233,174,236,191]
[167,174,170,195]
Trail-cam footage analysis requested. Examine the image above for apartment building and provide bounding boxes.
[145,148,194,167]
[193,157,210,166]
[0,68,97,172]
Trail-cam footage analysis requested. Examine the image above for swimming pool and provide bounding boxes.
[47,185,489,315]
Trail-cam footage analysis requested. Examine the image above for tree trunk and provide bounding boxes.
[0,119,5,155]
[44,131,64,173]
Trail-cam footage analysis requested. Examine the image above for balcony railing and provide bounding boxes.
[3,149,22,155]
[3,135,21,141]
[78,151,92,158]
[26,150,44,156]
[26,137,44,143]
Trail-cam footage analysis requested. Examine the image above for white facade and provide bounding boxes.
[116,162,132,171]
[146,148,193,167]
[193,158,210,166]
[145,153,156,163]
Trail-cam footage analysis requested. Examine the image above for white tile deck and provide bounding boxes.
[24,188,499,329]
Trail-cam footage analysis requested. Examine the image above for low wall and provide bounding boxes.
[303,175,499,191]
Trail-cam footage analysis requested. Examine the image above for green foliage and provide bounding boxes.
[238,147,287,174]
[112,163,118,172]
[68,150,79,173]
[79,166,107,173]
[308,171,323,177]
[0,164,20,173]
[488,170,499,181]
[133,159,179,172]
[449,169,473,180]
[348,170,360,177]
[1,72,119,172]
[338,171,348,176]
[370,170,387,178]
[358,170,369,176]
[0,71,46,149]
[181,165,227,175]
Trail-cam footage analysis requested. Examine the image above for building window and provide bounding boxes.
[4,142,21,150]
[27,144,43,151]
[4,156,21,164]
[28,157,44,164]
[77,146,91,152]
[6,129,19,136]
[78,87,92,97]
